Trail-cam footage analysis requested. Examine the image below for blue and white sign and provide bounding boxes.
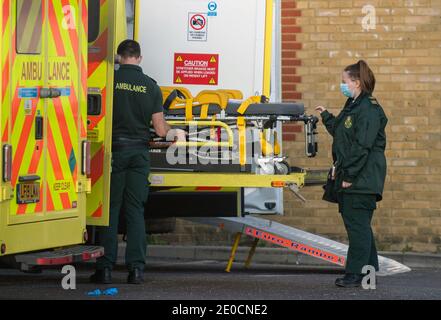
[58,87,71,97]
[18,88,38,99]
[208,1,217,16]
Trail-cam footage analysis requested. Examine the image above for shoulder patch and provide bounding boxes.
[344,115,353,129]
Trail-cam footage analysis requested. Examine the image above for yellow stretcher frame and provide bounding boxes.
[149,172,305,189]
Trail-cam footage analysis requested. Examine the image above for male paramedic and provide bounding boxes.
[90,40,185,284]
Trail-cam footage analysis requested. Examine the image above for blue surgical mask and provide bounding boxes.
[340,83,353,98]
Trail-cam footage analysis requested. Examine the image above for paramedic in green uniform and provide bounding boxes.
[315,60,388,288]
[90,40,185,284]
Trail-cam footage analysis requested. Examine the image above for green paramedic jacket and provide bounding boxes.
[112,64,164,142]
[320,91,388,201]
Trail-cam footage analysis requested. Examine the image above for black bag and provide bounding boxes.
[322,167,338,203]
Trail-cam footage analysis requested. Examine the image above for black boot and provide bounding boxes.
[127,268,144,284]
[90,267,112,284]
[335,273,363,288]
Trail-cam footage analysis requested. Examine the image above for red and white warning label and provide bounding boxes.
[173,53,219,86]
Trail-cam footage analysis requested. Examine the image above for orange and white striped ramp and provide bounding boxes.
[186,216,411,276]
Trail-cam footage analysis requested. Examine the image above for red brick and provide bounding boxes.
[282,23,298,31]
[282,75,302,83]
[282,17,297,25]
[282,133,297,142]
[282,34,297,42]
[282,68,297,77]
[282,9,301,18]
[282,51,297,59]
[282,84,297,92]
[282,66,297,73]
[282,58,302,66]
[283,42,302,50]
[282,92,302,100]
[282,26,302,33]
[281,1,297,10]
[283,124,303,133]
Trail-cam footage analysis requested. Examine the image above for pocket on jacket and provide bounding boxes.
[351,195,377,210]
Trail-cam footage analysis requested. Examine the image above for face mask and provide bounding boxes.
[340,83,353,98]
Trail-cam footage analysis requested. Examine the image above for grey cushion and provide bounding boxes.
[166,102,304,117]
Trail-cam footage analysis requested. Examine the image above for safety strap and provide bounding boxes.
[260,130,270,156]
[273,131,281,156]
[185,98,194,121]
[237,116,246,166]
[237,95,269,115]
[200,104,210,119]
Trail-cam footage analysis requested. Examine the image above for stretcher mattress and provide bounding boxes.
[166,102,305,117]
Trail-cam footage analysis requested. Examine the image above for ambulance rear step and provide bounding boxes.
[185,216,411,276]
[15,245,104,272]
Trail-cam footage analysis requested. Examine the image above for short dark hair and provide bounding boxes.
[117,39,141,59]
[344,60,376,95]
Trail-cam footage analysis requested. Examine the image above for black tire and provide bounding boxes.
[0,255,21,269]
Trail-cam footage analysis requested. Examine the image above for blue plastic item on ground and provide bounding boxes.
[87,289,102,297]
[103,288,118,296]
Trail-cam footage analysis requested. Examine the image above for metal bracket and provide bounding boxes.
[0,185,13,202]
[76,179,91,193]
[287,183,306,202]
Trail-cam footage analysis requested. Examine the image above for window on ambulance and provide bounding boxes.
[88,0,100,43]
[16,0,42,54]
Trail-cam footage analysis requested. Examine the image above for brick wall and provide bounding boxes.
[275,0,441,253]
[152,0,441,254]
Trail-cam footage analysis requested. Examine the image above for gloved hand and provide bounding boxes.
[169,128,187,142]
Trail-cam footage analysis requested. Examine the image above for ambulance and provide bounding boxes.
[0,0,319,271]
[0,0,118,268]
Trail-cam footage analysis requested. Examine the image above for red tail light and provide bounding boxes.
[2,144,12,182]
[82,141,91,176]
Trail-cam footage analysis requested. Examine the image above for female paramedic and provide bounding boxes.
[315,60,388,288]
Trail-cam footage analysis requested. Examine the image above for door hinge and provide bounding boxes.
[76,179,91,193]
[0,184,13,202]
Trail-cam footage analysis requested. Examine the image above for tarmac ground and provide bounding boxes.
[0,256,440,300]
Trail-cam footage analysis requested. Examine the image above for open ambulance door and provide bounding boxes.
[1,0,90,255]
[86,0,120,227]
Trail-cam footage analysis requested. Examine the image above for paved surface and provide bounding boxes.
[146,245,441,269]
[0,258,440,300]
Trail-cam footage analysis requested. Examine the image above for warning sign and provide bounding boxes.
[188,13,208,41]
[174,53,219,86]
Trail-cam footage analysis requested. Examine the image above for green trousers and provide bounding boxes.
[96,149,150,271]
[338,193,379,275]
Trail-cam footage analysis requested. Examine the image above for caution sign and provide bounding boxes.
[188,13,208,41]
[174,53,219,86]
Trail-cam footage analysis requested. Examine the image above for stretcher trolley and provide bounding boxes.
[144,88,318,219]
[150,88,318,175]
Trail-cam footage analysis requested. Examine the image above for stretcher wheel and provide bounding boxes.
[274,161,291,175]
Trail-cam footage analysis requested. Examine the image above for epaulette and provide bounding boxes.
[369,96,379,106]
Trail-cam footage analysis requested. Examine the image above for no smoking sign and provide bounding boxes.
[188,13,208,41]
